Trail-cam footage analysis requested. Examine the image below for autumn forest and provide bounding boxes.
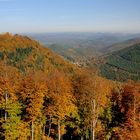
[0,33,140,140]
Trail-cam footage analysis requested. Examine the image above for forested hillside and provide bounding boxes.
[104,38,140,53]
[0,33,79,74]
[0,33,140,140]
[29,33,140,63]
[100,43,140,81]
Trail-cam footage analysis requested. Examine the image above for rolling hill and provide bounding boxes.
[100,43,140,81]
[0,33,78,75]
[3,32,140,82]
[28,32,140,62]
[28,32,140,82]
[103,38,140,53]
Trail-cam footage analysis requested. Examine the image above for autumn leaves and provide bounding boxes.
[0,33,140,139]
[0,67,140,140]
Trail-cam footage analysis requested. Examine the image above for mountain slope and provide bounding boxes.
[0,33,78,74]
[104,38,140,53]
[100,43,140,81]
[29,33,140,62]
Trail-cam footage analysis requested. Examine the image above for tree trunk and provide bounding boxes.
[91,120,95,140]
[91,99,96,140]
[5,92,7,121]
[48,117,52,137]
[81,136,84,140]
[42,124,45,139]
[31,121,34,140]
[58,120,61,140]
[92,123,95,140]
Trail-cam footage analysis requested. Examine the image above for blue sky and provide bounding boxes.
[0,0,140,33]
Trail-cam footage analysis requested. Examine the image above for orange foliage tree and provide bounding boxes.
[45,70,77,140]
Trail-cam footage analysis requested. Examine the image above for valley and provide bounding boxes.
[29,32,140,81]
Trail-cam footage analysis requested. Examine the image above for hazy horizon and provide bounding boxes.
[0,0,140,33]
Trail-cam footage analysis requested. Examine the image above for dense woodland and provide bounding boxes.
[0,33,140,140]
[100,44,140,81]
